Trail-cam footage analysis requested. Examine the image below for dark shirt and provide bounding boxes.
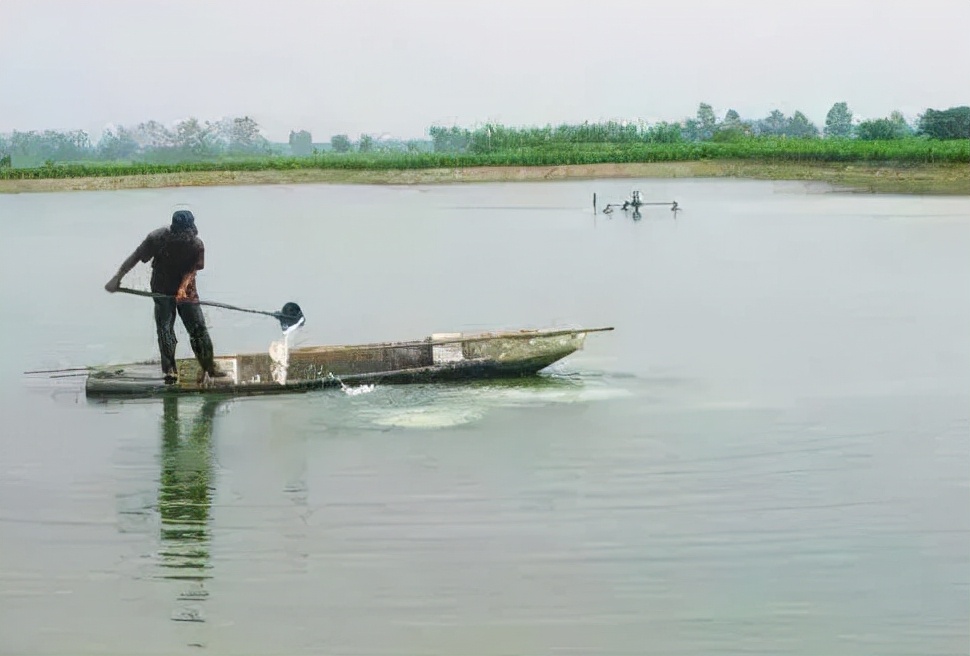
[135,227,205,301]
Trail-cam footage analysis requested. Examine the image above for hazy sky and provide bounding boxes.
[2,0,968,141]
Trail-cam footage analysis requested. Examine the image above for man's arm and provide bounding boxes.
[104,251,141,293]
[105,232,158,293]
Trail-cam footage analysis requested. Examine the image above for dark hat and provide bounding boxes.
[171,210,196,232]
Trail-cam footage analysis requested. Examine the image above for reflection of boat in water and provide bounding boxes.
[85,326,614,399]
[157,397,221,622]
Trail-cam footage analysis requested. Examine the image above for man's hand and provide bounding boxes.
[175,272,194,303]
[104,276,121,293]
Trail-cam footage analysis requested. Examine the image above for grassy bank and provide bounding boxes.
[2,160,968,195]
[1,138,968,194]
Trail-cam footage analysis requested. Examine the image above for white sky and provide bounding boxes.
[2,0,968,141]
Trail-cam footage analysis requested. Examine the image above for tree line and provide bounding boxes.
[427,103,970,153]
[1,103,967,168]
[0,116,272,168]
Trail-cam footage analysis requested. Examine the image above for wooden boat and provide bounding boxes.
[84,326,614,399]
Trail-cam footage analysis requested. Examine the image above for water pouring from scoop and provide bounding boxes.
[269,306,307,385]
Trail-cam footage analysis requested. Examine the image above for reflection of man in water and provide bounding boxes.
[159,396,221,621]
[104,211,224,384]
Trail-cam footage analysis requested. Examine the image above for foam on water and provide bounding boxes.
[372,406,485,429]
[476,382,634,407]
[356,376,632,430]
[341,383,376,396]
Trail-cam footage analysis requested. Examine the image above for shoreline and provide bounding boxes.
[1,161,968,195]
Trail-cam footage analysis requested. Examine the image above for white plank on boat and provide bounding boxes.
[431,332,464,364]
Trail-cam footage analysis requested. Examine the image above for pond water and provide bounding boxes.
[1,179,968,655]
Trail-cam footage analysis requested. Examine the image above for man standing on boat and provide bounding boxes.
[104,210,225,384]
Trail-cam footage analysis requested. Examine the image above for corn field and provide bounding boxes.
[1,139,967,180]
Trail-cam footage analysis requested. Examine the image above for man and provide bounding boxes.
[104,210,225,384]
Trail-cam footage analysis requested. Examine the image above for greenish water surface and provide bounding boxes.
[1,179,967,655]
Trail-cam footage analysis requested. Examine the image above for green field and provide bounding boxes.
[2,138,967,180]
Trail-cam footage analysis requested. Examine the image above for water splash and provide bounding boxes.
[325,372,376,396]
[343,384,376,396]
[268,319,305,385]
[268,334,290,385]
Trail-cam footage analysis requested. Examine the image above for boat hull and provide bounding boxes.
[84,327,611,399]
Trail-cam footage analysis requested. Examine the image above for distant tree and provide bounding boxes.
[750,110,817,138]
[4,129,93,163]
[132,120,175,150]
[715,109,752,139]
[330,134,351,153]
[788,111,820,138]
[226,116,268,154]
[856,118,905,140]
[466,126,489,153]
[357,134,374,152]
[97,126,139,160]
[917,106,970,139]
[428,125,472,152]
[888,110,914,137]
[173,118,218,158]
[710,128,743,142]
[66,130,92,154]
[288,130,313,156]
[645,122,683,143]
[722,109,741,127]
[695,103,718,141]
[5,131,36,167]
[757,110,789,136]
[9,131,31,156]
[681,118,701,142]
[824,102,853,138]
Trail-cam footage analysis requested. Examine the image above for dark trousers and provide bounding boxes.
[154,298,215,376]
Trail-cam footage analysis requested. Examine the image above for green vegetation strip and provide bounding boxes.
[2,139,967,180]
